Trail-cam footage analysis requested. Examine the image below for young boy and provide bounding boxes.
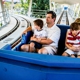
[62,18,80,58]
[28,19,47,52]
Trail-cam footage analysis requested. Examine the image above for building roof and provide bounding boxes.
[51,0,80,5]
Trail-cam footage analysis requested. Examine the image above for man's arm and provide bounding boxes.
[40,38,53,45]
[40,37,47,40]
[31,37,53,45]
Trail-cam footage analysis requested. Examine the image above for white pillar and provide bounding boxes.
[0,0,6,23]
[49,0,52,10]
[0,0,2,12]
[11,0,14,14]
[78,4,80,17]
[0,0,4,12]
[28,0,32,17]
[53,2,55,11]
[76,3,80,17]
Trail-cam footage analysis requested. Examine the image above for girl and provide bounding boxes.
[62,18,80,58]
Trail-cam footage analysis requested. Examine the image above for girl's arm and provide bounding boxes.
[65,30,77,51]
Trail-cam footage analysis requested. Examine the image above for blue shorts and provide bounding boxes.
[29,40,42,49]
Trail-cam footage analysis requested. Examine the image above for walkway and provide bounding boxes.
[0,17,17,37]
[0,16,17,49]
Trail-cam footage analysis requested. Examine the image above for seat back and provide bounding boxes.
[15,25,70,54]
[21,31,33,44]
[57,24,70,55]
[14,31,33,51]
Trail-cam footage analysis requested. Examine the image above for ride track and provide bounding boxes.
[0,15,31,49]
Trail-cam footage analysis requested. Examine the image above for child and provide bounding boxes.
[28,19,47,52]
[62,18,80,58]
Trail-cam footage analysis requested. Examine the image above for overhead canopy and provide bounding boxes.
[51,0,80,5]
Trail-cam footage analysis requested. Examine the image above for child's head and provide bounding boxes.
[70,22,80,30]
[75,18,80,23]
[70,18,80,36]
[34,19,43,30]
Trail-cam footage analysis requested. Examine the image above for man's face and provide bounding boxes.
[46,14,55,24]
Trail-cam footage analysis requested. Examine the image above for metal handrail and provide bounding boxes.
[31,9,48,18]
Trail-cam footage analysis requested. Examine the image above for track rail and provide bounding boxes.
[57,11,69,25]
[11,16,31,48]
[0,16,20,41]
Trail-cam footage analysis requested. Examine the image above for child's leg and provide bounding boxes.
[21,44,30,52]
[62,49,75,57]
[62,52,69,56]
[29,42,35,52]
[77,55,80,58]
[62,52,75,57]
[71,54,75,58]
[77,51,80,58]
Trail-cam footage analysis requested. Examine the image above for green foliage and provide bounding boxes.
[14,3,21,9]
[20,0,24,7]
[4,2,11,9]
[32,0,49,10]
[20,0,30,14]
[31,0,49,18]
[23,3,29,11]
[0,23,2,27]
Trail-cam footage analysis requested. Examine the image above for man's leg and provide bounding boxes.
[38,48,48,54]
[38,46,56,55]
[62,52,69,56]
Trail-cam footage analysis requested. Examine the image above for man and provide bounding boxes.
[21,11,61,55]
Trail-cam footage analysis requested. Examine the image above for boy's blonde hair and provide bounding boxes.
[70,18,80,30]
[75,18,80,23]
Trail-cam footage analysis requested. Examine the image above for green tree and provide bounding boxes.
[20,0,24,7]
[20,0,30,14]
[4,2,11,10]
[32,0,49,18]
[32,0,49,10]
[14,3,21,9]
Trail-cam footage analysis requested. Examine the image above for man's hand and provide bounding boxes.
[30,37,37,41]
[38,38,41,42]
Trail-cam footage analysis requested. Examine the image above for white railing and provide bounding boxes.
[30,9,48,18]
[0,10,10,29]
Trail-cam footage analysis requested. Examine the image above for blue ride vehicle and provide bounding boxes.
[0,24,80,80]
